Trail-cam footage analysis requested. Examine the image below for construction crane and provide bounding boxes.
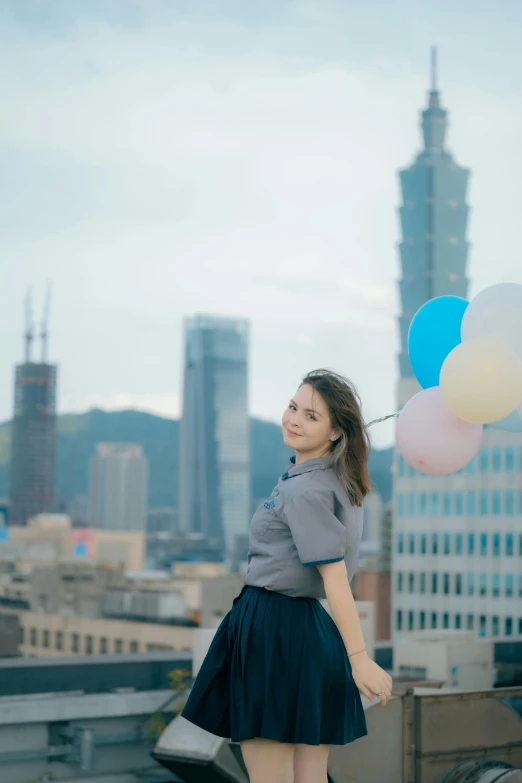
[40,280,52,364]
[24,287,34,363]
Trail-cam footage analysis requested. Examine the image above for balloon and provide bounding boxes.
[440,338,522,424]
[461,282,522,358]
[397,387,483,475]
[489,407,522,432]
[408,295,469,389]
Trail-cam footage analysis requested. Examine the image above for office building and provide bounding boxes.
[178,315,250,570]
[88,443,148,532]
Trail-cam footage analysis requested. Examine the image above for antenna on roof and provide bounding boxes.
[431,46,438,92]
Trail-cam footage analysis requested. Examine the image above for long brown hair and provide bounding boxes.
[301,369,371,506]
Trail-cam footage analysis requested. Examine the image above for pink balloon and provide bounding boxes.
[397,387,483,475]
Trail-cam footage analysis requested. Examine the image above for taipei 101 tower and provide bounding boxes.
[391,53,522,643]
[396,48,470,408]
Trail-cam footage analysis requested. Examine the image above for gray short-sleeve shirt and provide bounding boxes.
[244,455,364,599]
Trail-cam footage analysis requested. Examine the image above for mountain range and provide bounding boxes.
[0,409,392,513]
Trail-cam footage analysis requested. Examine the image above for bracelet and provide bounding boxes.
[348,647,366,658]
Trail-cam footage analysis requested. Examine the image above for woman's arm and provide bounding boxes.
[317,560,393,705]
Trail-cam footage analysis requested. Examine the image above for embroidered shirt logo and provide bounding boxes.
[264,492,279,510]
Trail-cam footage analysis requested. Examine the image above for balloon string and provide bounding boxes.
[365,412,400,428]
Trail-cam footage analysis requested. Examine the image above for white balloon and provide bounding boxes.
[461,283,522,357]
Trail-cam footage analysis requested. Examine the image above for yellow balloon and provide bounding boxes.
[440,338,522,424]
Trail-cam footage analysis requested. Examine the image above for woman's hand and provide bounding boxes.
[350,652,393,706]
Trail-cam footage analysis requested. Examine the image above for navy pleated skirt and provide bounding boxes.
[181,584,368,746]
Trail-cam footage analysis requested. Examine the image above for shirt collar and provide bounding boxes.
[282,454,333,480]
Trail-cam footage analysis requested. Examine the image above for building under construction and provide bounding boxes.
[8,287,57,525]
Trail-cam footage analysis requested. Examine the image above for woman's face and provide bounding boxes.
[281,383,340,457]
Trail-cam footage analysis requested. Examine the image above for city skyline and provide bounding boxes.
[3,2,522,450]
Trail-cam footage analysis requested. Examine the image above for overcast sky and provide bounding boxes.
[2,0,522,448]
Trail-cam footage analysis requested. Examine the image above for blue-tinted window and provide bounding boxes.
[506,617,513,636]
[505,574,513,597]
[455,614,461,629]
[398,533,404,554]
[479,615,487,637]
[420,492,427,516]
[480,448,489,472]
[468,532,475,555]
[455,492,464,515]
[493,490,501,516]
[506,490,514,515]
[396,610,402,630]
[397,572,403,592]
[479,573,487,596]
[443,492,451,516]
[492,447,502,472]
[432,533,438,555]
[443,613,449,629]
[493,533,500,556]
[506,447,514,472]
[455,533,463,555]
[408,573,415,593]
[467,491,476,516]
[420,611,426,629]
[431,492,439,516]
[467,614,474,630]
[492,616,499,636]
[480,490,488,516]
[409,534,415,555]
[466,456,477,474]
[409,493,416,516]
[506,533,513,556]
[419,572,426,593]
[420,533,427,555]
[398,455,405,477]
[408,611,414,631]
[455,574,462,595]
[431,573,438,594]
[467,572,474,596]
[398,494,405,516]
[480,533,488,556]
[519,575,522,597]
[443,573,450,594]
[444,533,451,555]
[492,573,500,597]
[519,533,522,556]
[431,612,437,629]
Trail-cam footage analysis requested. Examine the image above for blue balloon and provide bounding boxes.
[408,295,469,389]
[487,409,522,432]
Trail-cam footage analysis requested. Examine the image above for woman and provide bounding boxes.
[182,369,393,783]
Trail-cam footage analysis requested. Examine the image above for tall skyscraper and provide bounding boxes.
[178,315,250,570]
[393,51,522,643]
[9,288,57,525]
[88,443,148,531]
[397,48,470,406]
